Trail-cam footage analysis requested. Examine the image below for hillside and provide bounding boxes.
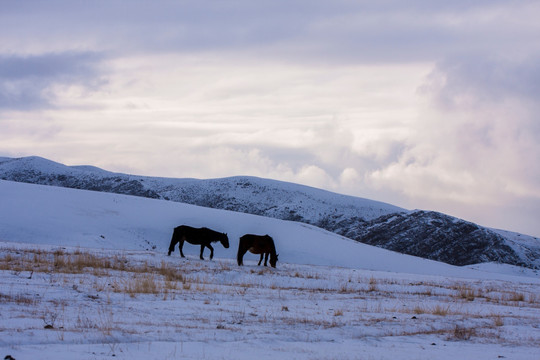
[1,179,540,360]
[1,155,539,268]
[0,179,467,276]
[342,211,530,267]
[1,178,538,279]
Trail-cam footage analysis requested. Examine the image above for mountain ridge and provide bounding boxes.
[1,155,539,269]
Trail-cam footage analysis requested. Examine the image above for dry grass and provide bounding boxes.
[449,325,477,340]
[0,247,129,274]
[389,325,479,341]
[505,292,525,302]
[368,276,378,292]
[410,304,454,316]
[121,275,159,297]
[454,283,477,301]
[432,304,452,316]
[157,261,184,282]
[2,245,539,350]
[493,315,504,327]
[0,292,40,305]
[0,247,189,298]
[291,271,321,279]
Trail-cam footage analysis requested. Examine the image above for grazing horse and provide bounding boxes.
[168,225,229,260]
[237,234,279,268]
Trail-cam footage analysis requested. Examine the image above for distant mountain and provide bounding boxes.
[1,155,539,269]
[341,211,531,267]
[0,156,402,223]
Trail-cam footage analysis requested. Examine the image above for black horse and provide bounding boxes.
[237,234,279,268]
[168,225,229,260]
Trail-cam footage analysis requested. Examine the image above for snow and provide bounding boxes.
[0,155,406,223]
[5,155,539,269]
[492,228,540,248]
[1,180,539,359]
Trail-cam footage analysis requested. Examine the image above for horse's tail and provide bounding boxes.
[237,236,245,266]
[168,227,180,256]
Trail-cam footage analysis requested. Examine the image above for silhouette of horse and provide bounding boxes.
[168,225,229,260]
[237,234,278,268]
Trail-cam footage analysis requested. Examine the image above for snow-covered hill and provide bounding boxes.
[1,179,540,359]
[0,179,460,276]
[0,155,401,221]
[1,155,539,268]
[0,179,537,280]
[344,211,539,268]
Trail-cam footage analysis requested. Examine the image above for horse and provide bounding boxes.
[237,234,279,268]
[168,225,229,260]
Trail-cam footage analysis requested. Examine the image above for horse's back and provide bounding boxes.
[239,234,257,247]
[175,225,209,234]
[176,225,224,244]
[174,225,202,241]
[175,225,195,233]
[241,234,273,253]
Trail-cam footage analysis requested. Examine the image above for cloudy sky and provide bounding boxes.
[1,1,540,237]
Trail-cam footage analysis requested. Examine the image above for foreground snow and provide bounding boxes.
[1,180,539,359]
[1,243,539,360]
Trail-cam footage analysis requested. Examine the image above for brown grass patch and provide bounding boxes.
[0,292,39,305]
[449,325,476,340]
[0,248,193,298]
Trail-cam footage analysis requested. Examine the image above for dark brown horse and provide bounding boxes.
[168,225,229,260]
[237,234,278,268]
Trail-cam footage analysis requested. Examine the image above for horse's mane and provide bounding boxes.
[202,228,224,239]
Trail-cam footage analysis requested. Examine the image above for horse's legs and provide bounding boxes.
[179,239,185,258]
[207,244,214,260]
[199,244,205,260]
[237,246,245,266]
[258,254,263,266]
[264,252,269,266]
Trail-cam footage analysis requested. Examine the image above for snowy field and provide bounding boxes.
[1,180,539,359]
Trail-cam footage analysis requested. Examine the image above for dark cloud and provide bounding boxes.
[0,52,105,110]
[1,1,531,63]
[0,52,100,79]
[426,55,540,109]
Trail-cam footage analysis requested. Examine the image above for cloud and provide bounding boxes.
[363,53,540,233]
[1,1,540,236]
[0,52,106,110]
[2,1,537,63]
[424,56,540,109]
[418,55,540,197]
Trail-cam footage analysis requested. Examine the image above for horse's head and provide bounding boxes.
[220,233,230,248]
[270,253,279,268]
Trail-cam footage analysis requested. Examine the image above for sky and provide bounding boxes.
[1,0,540,237]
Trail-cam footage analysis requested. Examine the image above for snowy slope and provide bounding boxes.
[0,156,403,223]
[2,180,540,360]
[348,211,540,268]
[1,155,539,269]
[0,179,537,281]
